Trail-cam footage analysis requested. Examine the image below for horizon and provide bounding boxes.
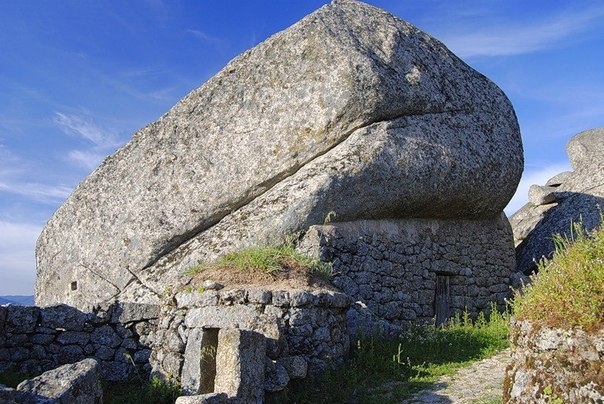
[1,0,603,295]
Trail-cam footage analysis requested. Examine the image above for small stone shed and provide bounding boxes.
[300,216,515,333]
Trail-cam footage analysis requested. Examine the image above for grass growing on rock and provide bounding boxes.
[512,222,604,331]
[186,243,333,281]
[285,306,510,403]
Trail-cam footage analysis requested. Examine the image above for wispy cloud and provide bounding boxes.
[441,5,604,58]
[0,220,42,295]
[187,29,226,48]
[54,112,123,169]
[54,112,121,149]
[0,181,72,204]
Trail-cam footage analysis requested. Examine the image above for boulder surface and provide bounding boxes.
[511,127,604,274]
[36,0,522,309]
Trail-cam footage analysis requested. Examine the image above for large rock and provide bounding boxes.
[36,0,522,309]
[17,358,103,404]
[511,127,604,274]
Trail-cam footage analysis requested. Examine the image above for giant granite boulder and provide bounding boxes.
[36,0,523,310]
[511,127,604,275]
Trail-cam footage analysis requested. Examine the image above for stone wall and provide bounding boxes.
[150,287,350,400]
[0,302,159,381]
[503,320,604,403]
[299,215,515,334]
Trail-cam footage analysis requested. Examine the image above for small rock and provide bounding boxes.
[528,184,557,206]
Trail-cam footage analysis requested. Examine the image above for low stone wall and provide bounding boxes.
[150,287,350,401]
[0,302,159,381]
[299,216,515,334]
[503,319,604,403]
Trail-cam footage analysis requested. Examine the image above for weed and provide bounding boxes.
[102,376,181,404]
[186,242,332,280]
[286,305,510,403]
[512,221,604,331]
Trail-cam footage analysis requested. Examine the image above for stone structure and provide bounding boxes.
[0,302,158,381]
[511,127,604,275]
[503,320,604,403]
[36,0,523,311]
[299,216,515,333]
[0,358,103,404]
[151,287,349,401]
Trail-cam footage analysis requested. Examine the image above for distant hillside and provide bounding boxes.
[0,295,34,306]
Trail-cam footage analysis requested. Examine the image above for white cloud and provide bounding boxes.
[0,181,72,204]
[54,112,121,149]
[505,163,572,216]
[0,220,42,295]
[441,5,604,58]
[54,112,123,169]
[67,150,108,171]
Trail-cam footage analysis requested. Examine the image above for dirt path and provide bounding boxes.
[402,349,512,403]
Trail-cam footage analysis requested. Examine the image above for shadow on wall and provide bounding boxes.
[515,192,604,275]
[0,302,159,381]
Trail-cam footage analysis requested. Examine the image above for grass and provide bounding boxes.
[102,375,181,404]
[512,221,604,331]
[0,371,29,388]
[186,243,333,279]
[284,305,510,403]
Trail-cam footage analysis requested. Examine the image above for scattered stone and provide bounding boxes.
[202,280,223,291]
[17,358,103,404]
[175,393,228,404]
[528,184,557,206]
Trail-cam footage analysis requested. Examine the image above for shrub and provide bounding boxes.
[512,222,604,331]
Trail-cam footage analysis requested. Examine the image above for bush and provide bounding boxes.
[512,222,604,331]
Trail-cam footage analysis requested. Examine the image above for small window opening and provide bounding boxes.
[70,281,78,291]
[199,328,219,394]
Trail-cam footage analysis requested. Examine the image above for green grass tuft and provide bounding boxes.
[285,305,510,403]
[512,221,604,331]
[102,376,181,404]
[186,243,332,279]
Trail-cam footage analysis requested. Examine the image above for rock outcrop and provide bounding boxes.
[510,127,604,275]
[36,0,523,310]
[0,358,103,404]
[503,320,604,403]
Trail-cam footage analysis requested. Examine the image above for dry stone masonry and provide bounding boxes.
[0,302,158,381]
[299,216,515,333]
[511,127,604,275]
[35,0,522,311]
[151,287,349,401]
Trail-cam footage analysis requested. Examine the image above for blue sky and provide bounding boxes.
[1,0,603,295]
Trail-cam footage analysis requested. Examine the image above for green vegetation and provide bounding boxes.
[512,222,604,331]
[0,371,29,388]
[102,376,181,404]
[186,243,333,279]
[285,306,510,403]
